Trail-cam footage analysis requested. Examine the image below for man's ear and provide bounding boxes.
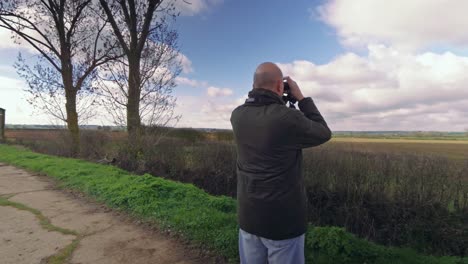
[275,80,283,95]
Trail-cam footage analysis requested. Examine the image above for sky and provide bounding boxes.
[1,0,468,131]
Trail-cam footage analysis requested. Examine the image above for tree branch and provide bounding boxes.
[137,0,161,53]
[66,0,92,43]
[99,0,130,55]
[0,14,61,57]
[0,23,61,71]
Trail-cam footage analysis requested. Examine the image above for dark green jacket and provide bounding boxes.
[230,88,331,240]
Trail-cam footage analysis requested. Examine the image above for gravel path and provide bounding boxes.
[0,163,220,264]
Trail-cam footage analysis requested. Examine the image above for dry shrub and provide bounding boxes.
[79,130,113,160]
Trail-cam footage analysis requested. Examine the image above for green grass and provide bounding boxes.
[0,144,466,264]
[46,238,81,264]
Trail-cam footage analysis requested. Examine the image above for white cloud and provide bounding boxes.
[0,4,49,54]
[175,95,243,128]
[178,53,194,73]
[175,76,208,87]
[173,0,223,16]
[0,74,49,124]
[176,76,199,87]
[174,79,237,128]
[206,86,233,97]
[0,29,16,50]
[175,44,468,131]
[0,28,37,53]
[317,0,468,50]
[278,45,468,131]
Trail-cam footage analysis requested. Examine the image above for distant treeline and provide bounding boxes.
[6,125,467,139]
[333,131,468,139]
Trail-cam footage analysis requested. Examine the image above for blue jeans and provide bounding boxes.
[239,229,305,264]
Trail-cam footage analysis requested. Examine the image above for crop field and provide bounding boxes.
[5,129,127,142]
[6,129,468,152]
[329,137,468,161]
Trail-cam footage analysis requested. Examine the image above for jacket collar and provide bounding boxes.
[245,88,285,106]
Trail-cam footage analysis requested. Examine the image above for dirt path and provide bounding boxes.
[0,163,221,264]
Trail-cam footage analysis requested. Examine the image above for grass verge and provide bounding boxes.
[0,144,466,264]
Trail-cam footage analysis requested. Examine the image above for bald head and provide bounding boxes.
[253,62,283,92]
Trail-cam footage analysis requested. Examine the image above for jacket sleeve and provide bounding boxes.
[286,97,332,149]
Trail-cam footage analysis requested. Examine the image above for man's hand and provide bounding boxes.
[284,76,305,101]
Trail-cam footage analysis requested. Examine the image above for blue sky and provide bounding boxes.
[1,0,468,131]
[175,0,342,89]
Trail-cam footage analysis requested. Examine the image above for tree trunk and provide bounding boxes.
[62,56,80,156]
[65,88,80,156]
[127,56,142,143]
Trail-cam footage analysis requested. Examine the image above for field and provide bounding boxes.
[6,129,468,159]
[3,128,468,257]
[5,129,126,141]
[330,138,468,161]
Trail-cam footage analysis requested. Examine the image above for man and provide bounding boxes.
[230,62,331,264]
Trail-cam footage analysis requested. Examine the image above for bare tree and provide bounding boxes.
[98,0,181,144]
[15,54,98,126]
[96,25,181,136]
[0,0,119,155]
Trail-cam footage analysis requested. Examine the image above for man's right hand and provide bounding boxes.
[284,76,305,101]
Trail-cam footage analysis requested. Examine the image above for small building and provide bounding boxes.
[0,108,5,141]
